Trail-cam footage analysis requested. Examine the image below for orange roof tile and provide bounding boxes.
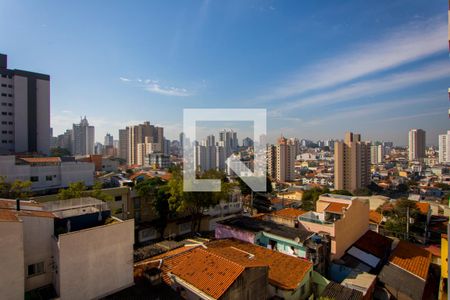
[170,248,245,299]
[272,208,307,219]
[0,210,19,222]
[20,157,61,163]
[389,240,431,280]
[369,210,383,224]
[324,202,349,214]
[207,239,312,290]
[415,202,430,215]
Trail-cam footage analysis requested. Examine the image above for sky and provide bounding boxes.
[0,0,449,146]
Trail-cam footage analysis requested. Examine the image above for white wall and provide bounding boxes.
[0,220,24,300]
[55,219,134,300]
[22,216,54,291]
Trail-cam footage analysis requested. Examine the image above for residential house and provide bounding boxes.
[136,239,314,300]
[0,198,134,299]
[320,281,364,300]
[298,194,369,260]
[378,240,432,300]
[215,216,330,275]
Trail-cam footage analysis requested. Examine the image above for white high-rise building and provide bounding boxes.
[408,129,426,161]
[219,129,238,158]
[0,54,50,154]
[370,144,384,164]
[439,131,450,164]
[72,117,95,155]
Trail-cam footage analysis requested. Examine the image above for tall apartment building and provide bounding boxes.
[0,54,50,154]
[219,129,238,158]
[408,129,426,161]
[439,131,450,164]
[194,135,226,172]
[370,144,384,164]
[267,136,295,182]
[118,129,128,160]
[104,133,113,146]
[72,116,95,155]
[123,121,164,165]
[54,129,73,152]
[334,132,371,192]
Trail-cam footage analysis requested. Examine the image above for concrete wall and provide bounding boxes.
[36,79,50,155]
[22,216,54,291]
[378,263,426,300]
[222,267,268,300]
[333,199,369,259]
[214,223,257,244]
[54,219,134,300]
[13,75,28,153]
[0,220,24,300]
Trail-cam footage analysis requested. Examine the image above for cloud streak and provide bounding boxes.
[274,60,449,114]
[120,77,191,97]
[259,16,447,101]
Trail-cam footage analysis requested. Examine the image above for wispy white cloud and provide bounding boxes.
[304,93,443,125]
[277,60,449,113]
[259,16,447,101]
[120,77,191,97]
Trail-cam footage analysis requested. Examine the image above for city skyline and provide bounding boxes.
[1,1,448,145]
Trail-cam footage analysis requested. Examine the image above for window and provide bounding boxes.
[1,93,6,97]
[8,112,12,116]
[7,85,12,88]
[1,131,6,134]
[1,84,5,87]
[8,103,12,107]
[2,112,6,115]
[27,262,44,277]
[1,103,5,106]
[8,122,12,125]
[45,175,53,181]
[115,195,122,202]
[30,176,38,182]
[7,94,12,97]
[1,121,6,124]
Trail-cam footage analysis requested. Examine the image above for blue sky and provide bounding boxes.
[0,0,448,146]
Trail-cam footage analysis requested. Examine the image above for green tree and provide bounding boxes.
[90,181,113,202]
[301,187,330,211]
[330,189,353,196]
[168,169,233,232]
[0,176,32,199]
[50,147,71,157]
[135,177,170,238]
[58,181,87,200]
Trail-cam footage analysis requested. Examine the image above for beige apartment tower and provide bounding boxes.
[408,129,426,161]
[334,132,371,192]
[122,122,164,165]
[267,136,295,182]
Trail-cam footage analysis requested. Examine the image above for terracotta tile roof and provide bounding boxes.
[170,248,245,299]
[272,208,307,219]
[20,157,61,164]
[207,239,312,290]
[415,202,430,215]
[389,240,431,280]
[324,202,349,214]
[369,210,383,224]
[0,210,19,222]
[353,230,392,259]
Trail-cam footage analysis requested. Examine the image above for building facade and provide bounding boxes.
[267,136,296,182]
[334,132,371,192]
[123,122,164,165]
[439,130,450,164]
[408,129,426,161]
[0,54,50,155]
[72,117,95,156]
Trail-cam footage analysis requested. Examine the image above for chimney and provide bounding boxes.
[16,198,20,211]
[0,54,7,69]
